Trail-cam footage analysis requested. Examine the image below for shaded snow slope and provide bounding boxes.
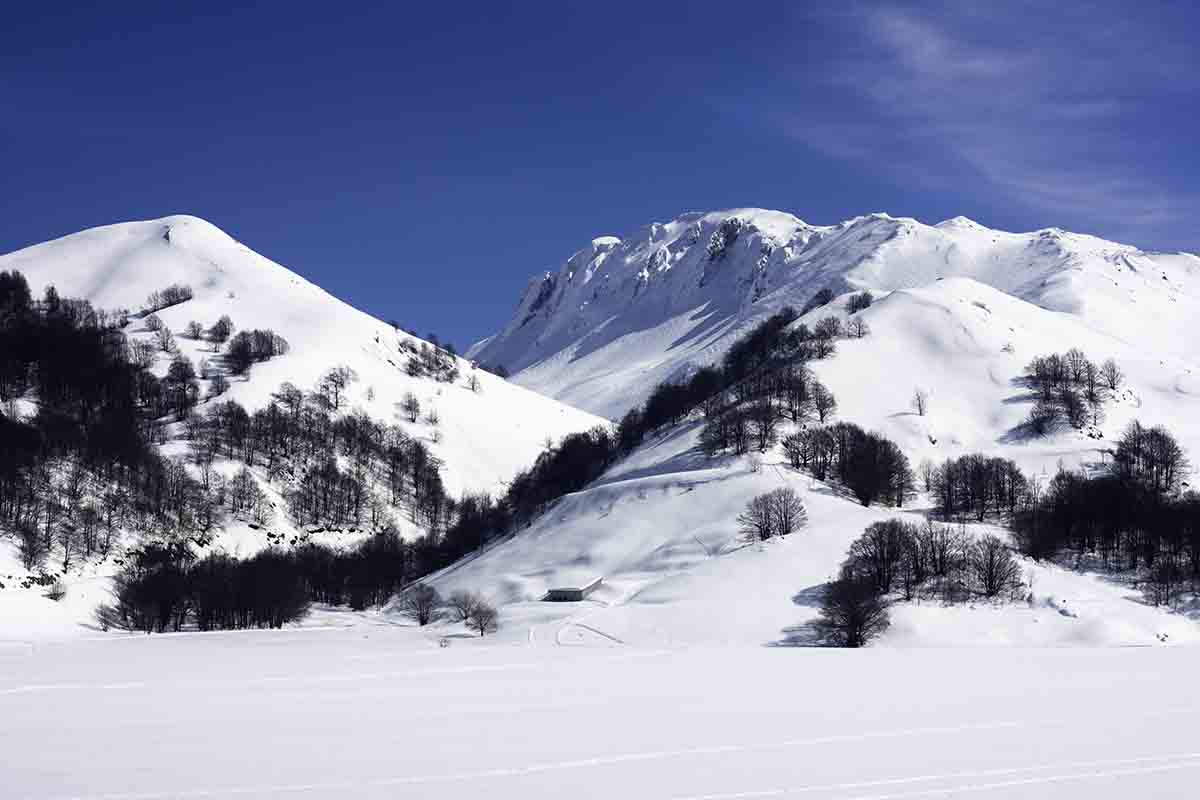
[0,215,604,497]
[472,209,1199,419]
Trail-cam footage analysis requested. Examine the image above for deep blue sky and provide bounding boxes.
[3,2,1197,349]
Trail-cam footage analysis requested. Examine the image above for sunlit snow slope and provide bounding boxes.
[0,215,604,497]
[472,209,1200,421]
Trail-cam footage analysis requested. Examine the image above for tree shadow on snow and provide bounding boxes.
[997,418,1050,445]
[767,583,831,648]
[801,478,861,506]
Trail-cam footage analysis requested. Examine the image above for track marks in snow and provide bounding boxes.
[556,621,626,646]
[0,682,147,696]
[0,662,544,699]
[673,752,1200,799]
[43,718,1076,799]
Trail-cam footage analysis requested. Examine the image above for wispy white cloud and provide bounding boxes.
[784,2,1199,249]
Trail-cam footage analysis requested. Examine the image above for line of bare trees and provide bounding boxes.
[783,422,915,507]
[738,488,807,542]
[398,584,500,636]
[1024,349,1122,434]
[142,283,194,313]
[1013,421,1197,607]
[920,453,1029,521]
[815,519,1026,647]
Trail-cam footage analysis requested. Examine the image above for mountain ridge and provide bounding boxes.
[471,208,1199,419]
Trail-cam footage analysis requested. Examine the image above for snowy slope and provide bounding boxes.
[424,415,1198,649]
[472,209,1200,420]
[0,215,604,497]
[434,268,1200,649]
[808,278,1200,478]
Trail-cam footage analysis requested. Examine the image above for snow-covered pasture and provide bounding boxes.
[5,616,1200,799]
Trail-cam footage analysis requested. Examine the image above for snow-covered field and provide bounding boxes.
[6,614,1200,799]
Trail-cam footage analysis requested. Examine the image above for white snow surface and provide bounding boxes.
[472,208,1200,420]
[0,215,604,498]
[6,615,1200,799]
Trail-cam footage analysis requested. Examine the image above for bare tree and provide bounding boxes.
[401,392,421,423]
[1100,358,1124,391]
[847,291,874,314]
[18,524,46,571]
[1144,556,1185,608]
[813,577,890,647]
[399,583,442,626]
[466,598,499,637]
[846,520,910,593]
[130,339,156,369]
[320,366,356,410]
[768,487,807,537]
[812,382,837,423]
[207,315,234,347]
[846,318,870,339]
[1063,348,1090,384]
[912,388,929,417]
[737,493,774,543]
[749,398,777,452]
[447,590,480,622]
[738,488,807,542]
[969,535,1023,597]
[185,320,203,339]
[919,458,935,492]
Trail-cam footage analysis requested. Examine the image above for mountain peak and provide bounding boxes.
[1,215,605,497]
[936,215,985,229]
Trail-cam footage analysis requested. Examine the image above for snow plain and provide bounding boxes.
[5,615,1200,799]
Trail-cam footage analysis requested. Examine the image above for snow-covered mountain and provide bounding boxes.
[472,209,1200,420]
[0,215,610,637]
[0,215,604,498]
[434,209,1200,648]
[5,211,1200,652]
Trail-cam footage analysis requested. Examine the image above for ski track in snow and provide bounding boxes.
[34,708,1200,799]
[676,752,1200,800]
